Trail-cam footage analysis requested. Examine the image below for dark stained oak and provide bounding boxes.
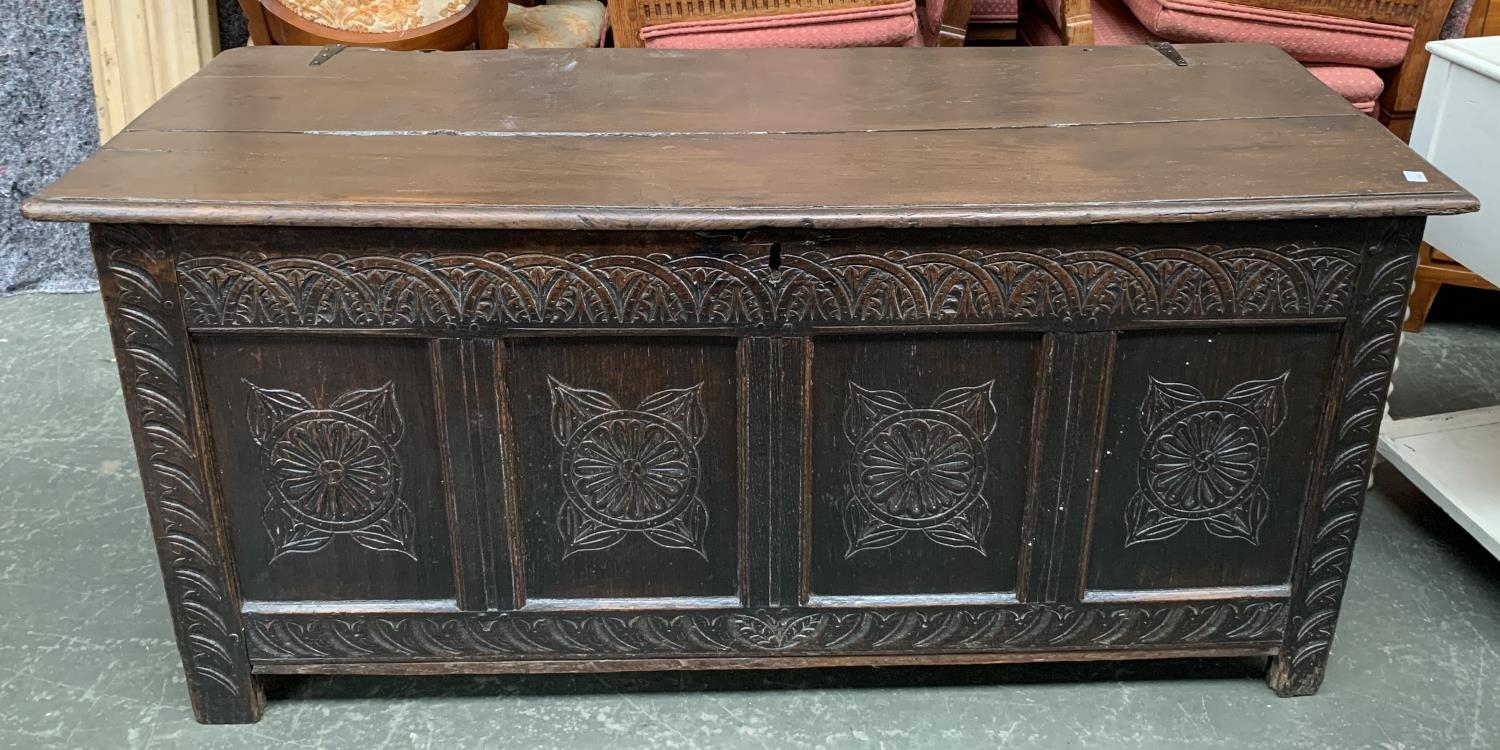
[1085,327,1341,593]
[21,46,1473,230]
[504,337,743,602]
[23,45,1476,723]
[133,44,1355,135]
[804,334,1040,600]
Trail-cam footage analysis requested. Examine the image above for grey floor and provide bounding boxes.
[2,291,1498,750]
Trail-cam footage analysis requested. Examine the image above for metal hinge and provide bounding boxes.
[309,44,347,67]
[1148,42,1189,67]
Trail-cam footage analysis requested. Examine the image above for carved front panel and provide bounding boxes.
[197,337,456,602]
[140,220,1414,680]
[1084,328,1340,594]
[505,337,741,602]
[806,335,1041,599]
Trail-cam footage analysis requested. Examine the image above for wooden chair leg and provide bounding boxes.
[1059,0,1094,44]
[1404,242,1442,333]
[238,0,274,45]
[1404,279,1441,332]
[475,0,509,49]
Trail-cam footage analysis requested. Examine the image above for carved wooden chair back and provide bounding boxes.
[611,0,975,47]
[238,0,510,50]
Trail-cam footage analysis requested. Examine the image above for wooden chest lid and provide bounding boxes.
[23,44,1476,230]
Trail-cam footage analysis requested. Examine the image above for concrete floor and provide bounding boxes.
[2,291,1498,750]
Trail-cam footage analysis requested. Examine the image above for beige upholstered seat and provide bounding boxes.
[505,0,607,48]
[279,0,470,33]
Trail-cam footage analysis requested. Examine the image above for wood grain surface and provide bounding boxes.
[23,45,1475,229]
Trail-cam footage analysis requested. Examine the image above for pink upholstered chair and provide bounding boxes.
[930,0,1019,42]
[612,0,976,48]
[1018,0,1467,130]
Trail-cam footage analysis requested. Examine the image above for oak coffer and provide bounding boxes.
[23,43,1476,723]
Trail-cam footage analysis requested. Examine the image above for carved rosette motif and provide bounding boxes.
[841,382,997,557]
[246,382,415,561]
[177,245,1360,329]
[1126,373,1289,547]
[245,601,1288,661]
[549,378,709,559]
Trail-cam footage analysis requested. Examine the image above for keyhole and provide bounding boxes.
[767,242,782,283]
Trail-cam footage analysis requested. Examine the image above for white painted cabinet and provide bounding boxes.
[1382,37,1500,561]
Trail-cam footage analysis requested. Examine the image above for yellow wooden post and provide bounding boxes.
[82,0,220,140]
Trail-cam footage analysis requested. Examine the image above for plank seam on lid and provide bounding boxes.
[116,112,1370,139]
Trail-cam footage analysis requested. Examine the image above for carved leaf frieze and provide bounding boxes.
[245,601,1288,661]
[177,245,1360,329]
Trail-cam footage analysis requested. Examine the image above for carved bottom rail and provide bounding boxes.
[245,602,1288,663]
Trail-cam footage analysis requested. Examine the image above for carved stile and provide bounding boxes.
[1269,221,1423,695]
[94,226,262,723]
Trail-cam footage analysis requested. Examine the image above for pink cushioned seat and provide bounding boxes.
[1021,0,1383,112]
[640,0,922,48]
[1119,0,1410,67]
[973,0,1020,21]
[1304,64,1383,112]
[1021,0,1158,45]
[1088,0,1411,67]
[925,0,1018,28]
